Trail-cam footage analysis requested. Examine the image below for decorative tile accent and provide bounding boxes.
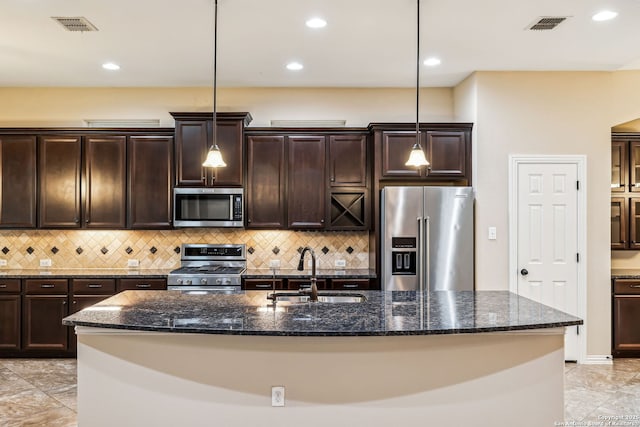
[272,246,280,255]
[101,247,109,255]
[76,247,83,255]
[1,247,9,255]
[321,246,329,254]
[247,246,255,254]
[346,246,354,254]
[125,247,133,254]
[26,247,34,255]
[174,246,181,254]
[51,246,59,254]
[150,246,157,254]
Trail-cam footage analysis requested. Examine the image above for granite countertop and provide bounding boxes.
[611,269,640,279]
[243,268,376,279]
[63,290,582,337]
[0,268,173,278]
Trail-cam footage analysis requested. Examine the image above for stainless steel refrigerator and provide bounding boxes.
[381,186,474,291]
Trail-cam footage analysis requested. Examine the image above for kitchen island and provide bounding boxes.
[64,290,581,427]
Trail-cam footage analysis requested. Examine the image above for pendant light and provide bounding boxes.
[405,0,430,168]
[202,0,227,170]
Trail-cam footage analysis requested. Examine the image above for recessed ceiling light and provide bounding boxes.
[102,62,120,71]
[423,57,441,67]
[592,10,618,21]
[305,17,327,28]
[286,62,304,71]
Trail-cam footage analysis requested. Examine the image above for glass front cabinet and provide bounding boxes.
[611,134,640,250]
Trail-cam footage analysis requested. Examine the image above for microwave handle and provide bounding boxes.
[230,197,234,220]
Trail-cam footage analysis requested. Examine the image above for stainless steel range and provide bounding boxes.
[167,244,246,294]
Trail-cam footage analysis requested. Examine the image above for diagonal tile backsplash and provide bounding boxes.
[0,229,370,270]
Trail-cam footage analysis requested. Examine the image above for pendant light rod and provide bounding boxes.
[212,0,218,148]
[416,0,420,140]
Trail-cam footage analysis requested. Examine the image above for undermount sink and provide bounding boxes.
[267,292,366,304]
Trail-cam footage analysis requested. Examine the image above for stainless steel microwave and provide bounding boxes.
[173,188,244,227]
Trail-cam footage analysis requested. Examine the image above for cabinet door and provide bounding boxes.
[0,294,20,350]
[328,134,367,186]
[128,136,173,229]
[287,136,326,229]
[380,131,423,178]
[425,130,467,178]
[243,279,284,291]
[175,120,208,186]
[68,294,112,352]
[613,295,640,355]
[331,279,370,290]
[22,295,68,351]
[629,198,640,250]
[328,190,368,230]
[210,120,243,187]
[117,278,167,291]
[611,140,627,193]
[0,135,37,228]
[38,136,82,228]
[287,279,327,290]
[630,141,640,193]
[611,197,628,249]
[246,136,286,228]
[85,136,127,228]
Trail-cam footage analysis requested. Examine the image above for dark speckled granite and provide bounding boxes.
[243,268,376,279]
[63,290,582,337]
[611,269,640,279]
[0,268,172,278]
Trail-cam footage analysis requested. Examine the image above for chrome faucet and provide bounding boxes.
[297,247,318,302]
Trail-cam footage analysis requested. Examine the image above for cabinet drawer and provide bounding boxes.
[331,279,370,290]
[117,278,166,291]
[288,279,327,290]
[614,280,640,295]
[24,279,68,294]
[243,279,284,291]
[72,279,116,294]
[0,279,21,293]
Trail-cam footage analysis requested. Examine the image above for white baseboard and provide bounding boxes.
[581,355,613,365]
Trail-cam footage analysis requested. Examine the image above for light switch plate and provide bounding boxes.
[271,386,285,407]
[127,259,140,268]
[488,227,497,240]
[269,259,281,268]
[335,259,346,268]
[0,259,7,266]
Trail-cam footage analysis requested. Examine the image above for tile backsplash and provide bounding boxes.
[0,229,370,270]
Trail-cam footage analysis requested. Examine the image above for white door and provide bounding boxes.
[516,162,580,361]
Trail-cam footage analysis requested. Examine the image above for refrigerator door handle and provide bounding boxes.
[417,216,423,292]
[425,216,430,292]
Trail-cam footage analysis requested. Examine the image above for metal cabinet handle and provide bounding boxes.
[62,300,67,305]
[255,284,271,288]
[520,269,529,276]
[136,284,151,288]
[343,284,359,288]
[73,300,77,304]
[87,284,103,288]
[630,285,640,288]
[41,284,55,288]
[0,284,7,288]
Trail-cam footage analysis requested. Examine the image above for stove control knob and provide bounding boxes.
[223,279,231,285]
[216,279,222,285]
[201,278,208,285]
[177,279,183,285]
[185,279,192,285]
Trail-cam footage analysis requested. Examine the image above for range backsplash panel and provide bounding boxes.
[0,230,369,270]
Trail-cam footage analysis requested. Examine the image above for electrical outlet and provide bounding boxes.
[0,259,7,267]
[335,259,346,268]
[127,259,140,268]
[39,259,52,267]
[269,259,280,268]
[271,386,285,407]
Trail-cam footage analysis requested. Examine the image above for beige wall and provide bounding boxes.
[0,87,454,127]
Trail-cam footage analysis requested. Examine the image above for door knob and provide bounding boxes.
[520,269,528,276]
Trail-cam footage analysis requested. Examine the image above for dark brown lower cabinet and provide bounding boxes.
[117,278,167,292]
[613,279,640,357]
[23,279,69,351]
[0,279,21,350]
[288,279,328,291]
[68,279,116,351]
[243,279,284,291]
[331,279,371,290]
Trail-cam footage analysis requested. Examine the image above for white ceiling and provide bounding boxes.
[2,0,640,88]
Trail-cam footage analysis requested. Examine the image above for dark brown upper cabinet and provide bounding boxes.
[287,135,326,229]
[171,112,252,187]
[84,136,127,228]
[371,124,472,182]
[38,136,82,228]
[0,135,37,228]
[610,134,640,249]
[246,135,286,228]
[328,134,367,187]
[611,139,627,193]
[128,135,174,229]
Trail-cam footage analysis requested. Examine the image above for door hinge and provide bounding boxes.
[576,325,580,335]
[576,253,580,263]
[576,180,580,190]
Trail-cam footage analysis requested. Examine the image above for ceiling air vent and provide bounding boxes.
[527,16,569,31]
[52,17,98,32]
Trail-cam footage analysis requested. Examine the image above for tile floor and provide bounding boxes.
[0,358,638,426]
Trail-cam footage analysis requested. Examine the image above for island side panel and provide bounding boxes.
[76,330,565,427]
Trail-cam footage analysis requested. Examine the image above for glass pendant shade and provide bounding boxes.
[405,142,429,167]
[202,144,227,168]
